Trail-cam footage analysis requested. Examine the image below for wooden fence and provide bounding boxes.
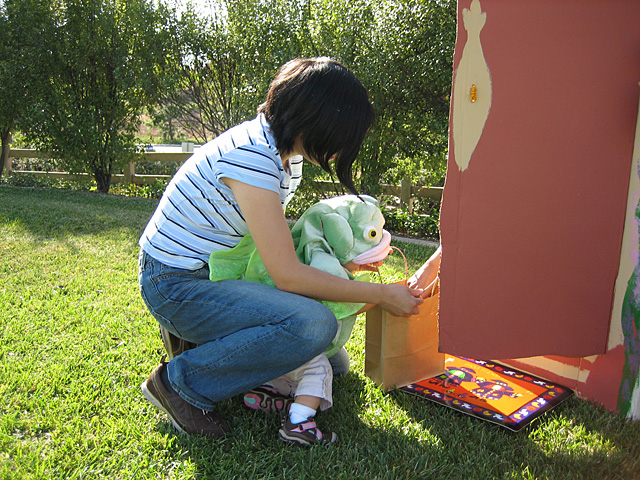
[3,148,443,208]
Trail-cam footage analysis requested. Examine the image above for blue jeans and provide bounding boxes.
[138,250,341,411]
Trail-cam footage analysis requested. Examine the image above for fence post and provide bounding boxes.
[401,178,413,213]
[2,132,12,175]
[124,161,135,183]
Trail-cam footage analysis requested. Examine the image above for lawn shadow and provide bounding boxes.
[150,372,450,479]
[0,186,156,243]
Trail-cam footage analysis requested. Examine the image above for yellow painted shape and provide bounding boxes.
[452,0,492,172]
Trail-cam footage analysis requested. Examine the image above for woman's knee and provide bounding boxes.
[295,302,338,349]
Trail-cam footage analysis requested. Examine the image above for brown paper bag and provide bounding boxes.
[365,281,444,391]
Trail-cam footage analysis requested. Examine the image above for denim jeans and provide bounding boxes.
[328,346,350,377]
[138,250,340,411]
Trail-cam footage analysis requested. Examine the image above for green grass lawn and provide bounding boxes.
[1,185,639,480]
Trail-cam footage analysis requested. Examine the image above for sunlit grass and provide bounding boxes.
[1,185,639,479]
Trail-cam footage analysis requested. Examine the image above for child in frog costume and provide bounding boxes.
[209,194,392,445]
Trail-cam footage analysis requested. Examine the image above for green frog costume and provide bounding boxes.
[208,194,392,358]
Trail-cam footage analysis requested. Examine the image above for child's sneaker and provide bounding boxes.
[244,385,293,414]
[278,415,337,446]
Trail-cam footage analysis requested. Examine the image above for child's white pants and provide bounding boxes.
[267,354,333,411]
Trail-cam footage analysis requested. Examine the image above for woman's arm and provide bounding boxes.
[225,179,423,316]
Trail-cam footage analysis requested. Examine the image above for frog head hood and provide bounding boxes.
[290,194,392,277]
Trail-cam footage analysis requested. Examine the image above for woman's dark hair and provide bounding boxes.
[258,57,375,194]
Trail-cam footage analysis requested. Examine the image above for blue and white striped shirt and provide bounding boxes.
[139,114,303,269]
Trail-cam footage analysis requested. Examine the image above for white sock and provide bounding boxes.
[288,402,317,424]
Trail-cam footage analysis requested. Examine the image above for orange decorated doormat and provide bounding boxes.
[401,355,573,431]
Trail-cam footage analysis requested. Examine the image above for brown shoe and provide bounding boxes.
[141,361,230,437]
[159,326,197,360]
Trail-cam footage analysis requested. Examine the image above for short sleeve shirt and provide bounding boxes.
[139,114,303,269]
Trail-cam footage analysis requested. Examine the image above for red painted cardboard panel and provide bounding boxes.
[499,346,627,413]
[439,0,640,359]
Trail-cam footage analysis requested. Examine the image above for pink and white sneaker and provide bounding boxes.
[243,385,293,414]
[278,415,337,446]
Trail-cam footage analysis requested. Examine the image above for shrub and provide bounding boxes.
[109,180,168,199]
[2,173,99,193]
[1,173,52,188]
[380,204,440,240]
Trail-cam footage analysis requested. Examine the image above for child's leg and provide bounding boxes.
[243,354,332,415]
[288,354,333,414]
[278,355,337,445]
[244,355,336,445]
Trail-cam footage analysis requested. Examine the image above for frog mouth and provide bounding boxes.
[352,230,392,265]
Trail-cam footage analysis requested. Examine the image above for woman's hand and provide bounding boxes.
[378,283,424,317]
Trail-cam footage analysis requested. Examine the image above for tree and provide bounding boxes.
[0,0,51,179]
[152,8,255,144]
[316,0,456,192]
[154,0,311,143]
[365,0,456,188]
[289,0,456,192]
[23,0,176,193]
[0,2,12,179]
[156,0,456,194]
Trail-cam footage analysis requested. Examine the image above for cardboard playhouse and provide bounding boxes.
[366,0,640,423]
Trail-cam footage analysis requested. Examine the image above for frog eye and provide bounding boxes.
[363,226,378,241]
